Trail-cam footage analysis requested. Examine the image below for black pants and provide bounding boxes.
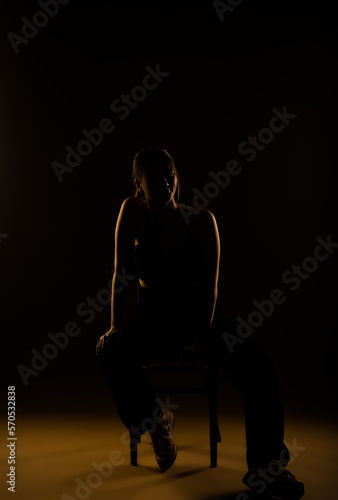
[96,287,290,469]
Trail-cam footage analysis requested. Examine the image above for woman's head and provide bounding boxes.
[132,146,180,203]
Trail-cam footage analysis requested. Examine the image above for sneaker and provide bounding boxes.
[149,408,178,471]
[242,461,305,499]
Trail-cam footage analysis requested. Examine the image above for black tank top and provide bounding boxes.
[133,211,201,290]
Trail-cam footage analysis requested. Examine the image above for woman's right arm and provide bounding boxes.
[96,197,137,350]
[110,196,137,329]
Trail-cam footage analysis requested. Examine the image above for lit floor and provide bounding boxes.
[1,402,337,500]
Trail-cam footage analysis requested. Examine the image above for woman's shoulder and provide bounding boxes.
[177,204,217,226]
[119,196,148,213]
[115,197,148,240]
[177,204,219,244]
[117,197,148,230]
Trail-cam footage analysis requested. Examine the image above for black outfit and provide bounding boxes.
[96,211,290,469]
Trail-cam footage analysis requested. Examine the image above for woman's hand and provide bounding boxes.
[179,342,205,364]
[96,325,124,355]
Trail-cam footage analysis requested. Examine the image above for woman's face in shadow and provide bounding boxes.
[139,165,178,204]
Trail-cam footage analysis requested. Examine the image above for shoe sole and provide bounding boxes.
[158,440,178,472]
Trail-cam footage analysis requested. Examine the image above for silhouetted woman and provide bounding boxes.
[96,146,304,499]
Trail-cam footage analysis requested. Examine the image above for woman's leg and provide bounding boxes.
[96,314,162,434]
[208,312,290,469]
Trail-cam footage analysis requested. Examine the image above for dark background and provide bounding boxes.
[0,1,337,419]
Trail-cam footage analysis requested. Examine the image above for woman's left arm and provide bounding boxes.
[189,209,220,352]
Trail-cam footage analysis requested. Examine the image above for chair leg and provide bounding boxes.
[209,402,218,468]
[206,362,219,468]
[130,431,139,466]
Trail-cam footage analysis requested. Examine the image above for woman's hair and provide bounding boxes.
[131,146,180,201]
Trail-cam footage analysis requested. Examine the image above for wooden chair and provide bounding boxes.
[130,358,221,468]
